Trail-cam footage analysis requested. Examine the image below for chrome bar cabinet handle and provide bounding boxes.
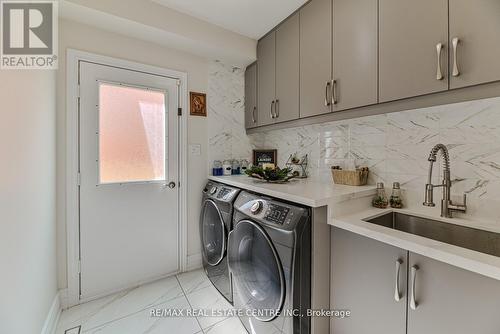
[394,259,403,302]
[410,265,419,310]
[252,106,256,123]
[270,100,275,119]
[436,43,444,80]
[331,80,338,105]
[325,81,331,106]
[452,37,460,77]
[275,99,280,118]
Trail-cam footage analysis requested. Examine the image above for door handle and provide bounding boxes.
[410,265,419,310]
[325,81,331,106]
[275,99,279,118]
[394,259,403,302]
[270,101,275,119]
[436,43,444,80]
[331,80,338,105]
[167,181,176,189]
[227,230,234,272]
[452,37,460,77]
[252,106,256,123]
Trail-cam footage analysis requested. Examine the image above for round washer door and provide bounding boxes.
[228,220,285,321]
[200,199,226,266]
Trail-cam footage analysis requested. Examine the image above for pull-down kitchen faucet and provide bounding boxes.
[423,144,467,218]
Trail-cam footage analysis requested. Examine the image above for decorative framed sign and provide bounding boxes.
[189,92,207,117]
[253,149,277,167]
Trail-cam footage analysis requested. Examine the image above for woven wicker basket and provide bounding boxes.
[331,168,369,186]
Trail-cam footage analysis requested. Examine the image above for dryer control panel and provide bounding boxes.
[203,181,239,202]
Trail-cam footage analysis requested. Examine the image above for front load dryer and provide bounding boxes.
[200,181,240,303]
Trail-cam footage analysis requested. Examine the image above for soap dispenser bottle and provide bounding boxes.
[390,182,403,208]
[372,182,389,209]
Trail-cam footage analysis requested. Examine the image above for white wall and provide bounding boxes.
[57,19,210,289]
[60,0,256,66]
[0,71,57,332]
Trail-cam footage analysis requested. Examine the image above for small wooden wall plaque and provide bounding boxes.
[190,92,207,117]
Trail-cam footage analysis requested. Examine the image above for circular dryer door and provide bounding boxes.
[228,220,285,322]
[201,199,226,266]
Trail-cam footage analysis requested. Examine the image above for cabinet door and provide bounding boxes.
[407,253,500,334]
[449,0,500,89]
[275,14,300,123]
[333,0,378,111]
[244,63,258,129]
[331,228,407,334]
[379,0,448,102]
[257,31,276,126]
[300,0,332,118]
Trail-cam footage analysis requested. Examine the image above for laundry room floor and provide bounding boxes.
[56,269,247,334]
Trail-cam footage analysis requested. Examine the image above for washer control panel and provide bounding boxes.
[264,204,290,225]
[234,191,308,230]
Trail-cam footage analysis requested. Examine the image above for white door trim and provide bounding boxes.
[66,49,188,308]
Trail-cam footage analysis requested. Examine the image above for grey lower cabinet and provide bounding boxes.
[244,63,258,129]
[257,31,276,127]
[333,0,378,111]
[407,252,500,334]
[332,228,500,334]
[257,14,300,126]
[379,0,448,102]
[331,227,407,334]
[449,0,500,89]
[299,0,332,118]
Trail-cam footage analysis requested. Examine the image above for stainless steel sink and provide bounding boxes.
[363,212,500,257]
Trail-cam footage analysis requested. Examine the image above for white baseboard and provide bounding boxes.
[186,253,202,271]
[59,288,72,310]
[41,291,61,334]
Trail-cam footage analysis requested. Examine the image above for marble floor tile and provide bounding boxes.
[56,270,247,334]
[204,317,247,334]
[177,269,212,295]
[185,284,234,329]
[82,296,201,334]
[57,276,183,332]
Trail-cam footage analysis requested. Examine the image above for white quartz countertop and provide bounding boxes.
[208,175,376,207]
[330,207,500,281]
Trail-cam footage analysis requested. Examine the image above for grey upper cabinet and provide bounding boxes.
[379,0,448,102]
[299,0,332,118]
[257,31,276,127]
[331,228,407,334]
[275,13,300,123]
[449,0,500,89]
[245,63,258,129]
[333,0,378,111]
[249,0,500,131]
[407,252,500,334]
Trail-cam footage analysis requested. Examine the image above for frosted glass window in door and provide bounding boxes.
[98,82,167,184]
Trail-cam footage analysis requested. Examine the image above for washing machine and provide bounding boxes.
[200,181,240,303]
[228,191,311,334]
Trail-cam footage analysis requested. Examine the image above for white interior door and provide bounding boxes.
[78,61,180,300]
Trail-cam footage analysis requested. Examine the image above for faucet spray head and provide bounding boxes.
[423,184,436,207]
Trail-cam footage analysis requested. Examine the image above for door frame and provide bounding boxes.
[65,49,188,307]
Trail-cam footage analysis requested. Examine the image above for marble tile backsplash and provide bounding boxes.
[207,60,258,165]
[207,61,500,223]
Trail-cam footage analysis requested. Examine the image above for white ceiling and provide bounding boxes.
[151,0,308,39]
